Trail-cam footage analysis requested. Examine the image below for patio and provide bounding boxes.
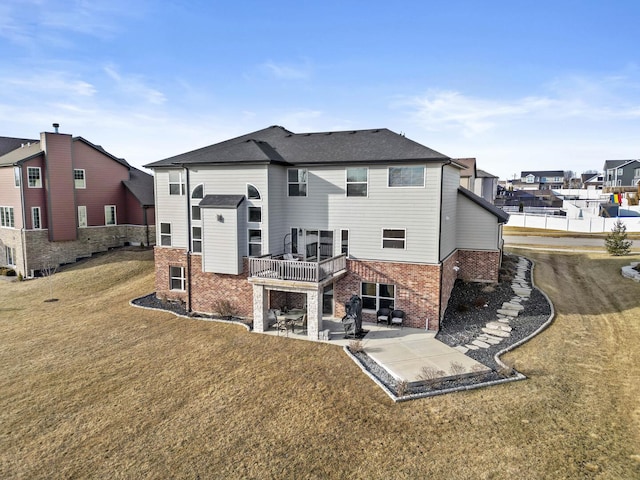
[259,319,490,385]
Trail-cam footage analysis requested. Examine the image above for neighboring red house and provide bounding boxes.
[0,124,155,277]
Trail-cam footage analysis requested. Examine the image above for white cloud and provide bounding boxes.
[0,71,96,97]
[103,65,166,105]
[262,61,311,80]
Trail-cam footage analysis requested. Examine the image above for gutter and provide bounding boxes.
[438,159,452,321]
[184,166,192,313]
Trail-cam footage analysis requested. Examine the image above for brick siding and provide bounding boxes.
[457,250,501,283]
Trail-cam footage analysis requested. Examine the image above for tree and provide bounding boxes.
[605,220,632,256]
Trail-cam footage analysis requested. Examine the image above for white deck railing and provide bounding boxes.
[249,254,347,283]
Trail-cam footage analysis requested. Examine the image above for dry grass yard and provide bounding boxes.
[1,248,639,479]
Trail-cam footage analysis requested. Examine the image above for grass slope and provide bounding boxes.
[1,248,639,479]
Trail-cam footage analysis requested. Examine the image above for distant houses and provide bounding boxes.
[0,124,155,277]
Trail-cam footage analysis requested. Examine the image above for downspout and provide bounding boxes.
[184,166,192,313]
[437,159,452,323]
[143,206,150,247]
[17,164,29,277]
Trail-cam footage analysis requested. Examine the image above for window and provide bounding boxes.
[5,246,16,266]
[160,223,172,246]
[288,168,307,196]
[27,167,42,188]
[388,166,424,187]
[346,167,368,196]
[617,168,624,176]
[192,226,202,253]
[32,207,41,229]
[74,169,86,188]
[635,168,640,177]
[191,206,201,221]
[361,282,395,311]
[0,207,15,228]
[192,184,203,199]
[247,184,261,200]
[14,167,20,187]
[78,206,87,228]
[341,229,349,256]
[248,206,262,223]
[382,229,406,249]
[525,174,535,184]
[104,205,117,225]
[168,170,185,195]
[169,266,185,291]
[248,229,262,256]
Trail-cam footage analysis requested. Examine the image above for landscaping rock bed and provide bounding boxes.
[351,253,553,398]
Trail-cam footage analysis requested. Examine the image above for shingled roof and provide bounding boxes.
[123,167,155,207]
[0,136,38,157]
[145,126,450,168]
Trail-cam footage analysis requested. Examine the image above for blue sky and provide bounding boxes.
[2,0,640,180]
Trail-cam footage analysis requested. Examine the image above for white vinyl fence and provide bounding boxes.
[506,213,640,233]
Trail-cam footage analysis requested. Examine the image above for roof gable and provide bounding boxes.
[458,187,509,223]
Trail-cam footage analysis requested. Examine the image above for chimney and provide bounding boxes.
[52,123,60,134]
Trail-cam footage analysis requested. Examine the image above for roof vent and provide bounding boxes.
[52,123,60,133]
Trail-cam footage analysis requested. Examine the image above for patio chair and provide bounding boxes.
[376,307,391,325]
[390,309,405,328]
[267,309,278,328]
[292,314,307,334]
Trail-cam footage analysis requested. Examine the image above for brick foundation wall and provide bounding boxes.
[334,259,441,330]
[154,247,254,317]
[457,250,501,283]
[439,251,459,328]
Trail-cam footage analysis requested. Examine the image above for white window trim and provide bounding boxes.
[361,281,395,312]
[31,206,41,230]
[247,183,261,200]
[340,229,349,257]
[0,206,15,228]
[74,169,86,189]
[387,166,425,188]
[104,205,117,226]
[169,266,186,291]
[78,206,87,228]
[168,170,186,196]
[191,226,202,254]
[345,167,369,197]
[14,167,20,188]
[287,168,308,197]
[160,222,172,246]
[248,228,262,257]
[248,206,262,224]
[191,183,204,199]
[27,167,42,188]
[6,246,16,266]
[382,228,406,249]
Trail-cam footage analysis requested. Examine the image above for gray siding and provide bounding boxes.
[456,194,499,250]
[201,205,246,274]
[266,163,443,264]
[439,164,459,260]
[155,169,188,248]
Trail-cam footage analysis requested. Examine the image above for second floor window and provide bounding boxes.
[388,166,424,187]
[160,223,172,246]
[0,206,15,227]
[14,167,20,187]
[192,226,202,253]
[74,169,86,188]
[28,167,42,188]
[288,168,307,196]
[248,207,262,223]
[635,168,640,177]
[248,229,262,256]
[346,167,368,196]
[169,170,185,195]
[382,229,406,249]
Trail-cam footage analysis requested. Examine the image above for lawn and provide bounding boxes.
[1,248,639,479]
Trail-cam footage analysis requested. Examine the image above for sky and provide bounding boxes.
[2,0,640,180]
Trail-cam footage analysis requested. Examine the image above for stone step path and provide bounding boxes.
[458,257,532,352]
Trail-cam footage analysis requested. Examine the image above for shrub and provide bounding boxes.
[473,296,488,308]
[348,339,364,353]
[5,269,16,277]
[396,380,408,397]
[213,299,236,319]
[605,219,632,256]
[497,359,516,378]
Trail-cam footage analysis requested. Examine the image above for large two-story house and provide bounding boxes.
[603,159,640,187]
[0,124,155,277]
[519,170,564,190]
[146,126,508,340]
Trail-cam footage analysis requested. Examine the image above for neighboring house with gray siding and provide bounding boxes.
[0,125,155,277]
[603,159,640,187]
[146,126,508,339]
